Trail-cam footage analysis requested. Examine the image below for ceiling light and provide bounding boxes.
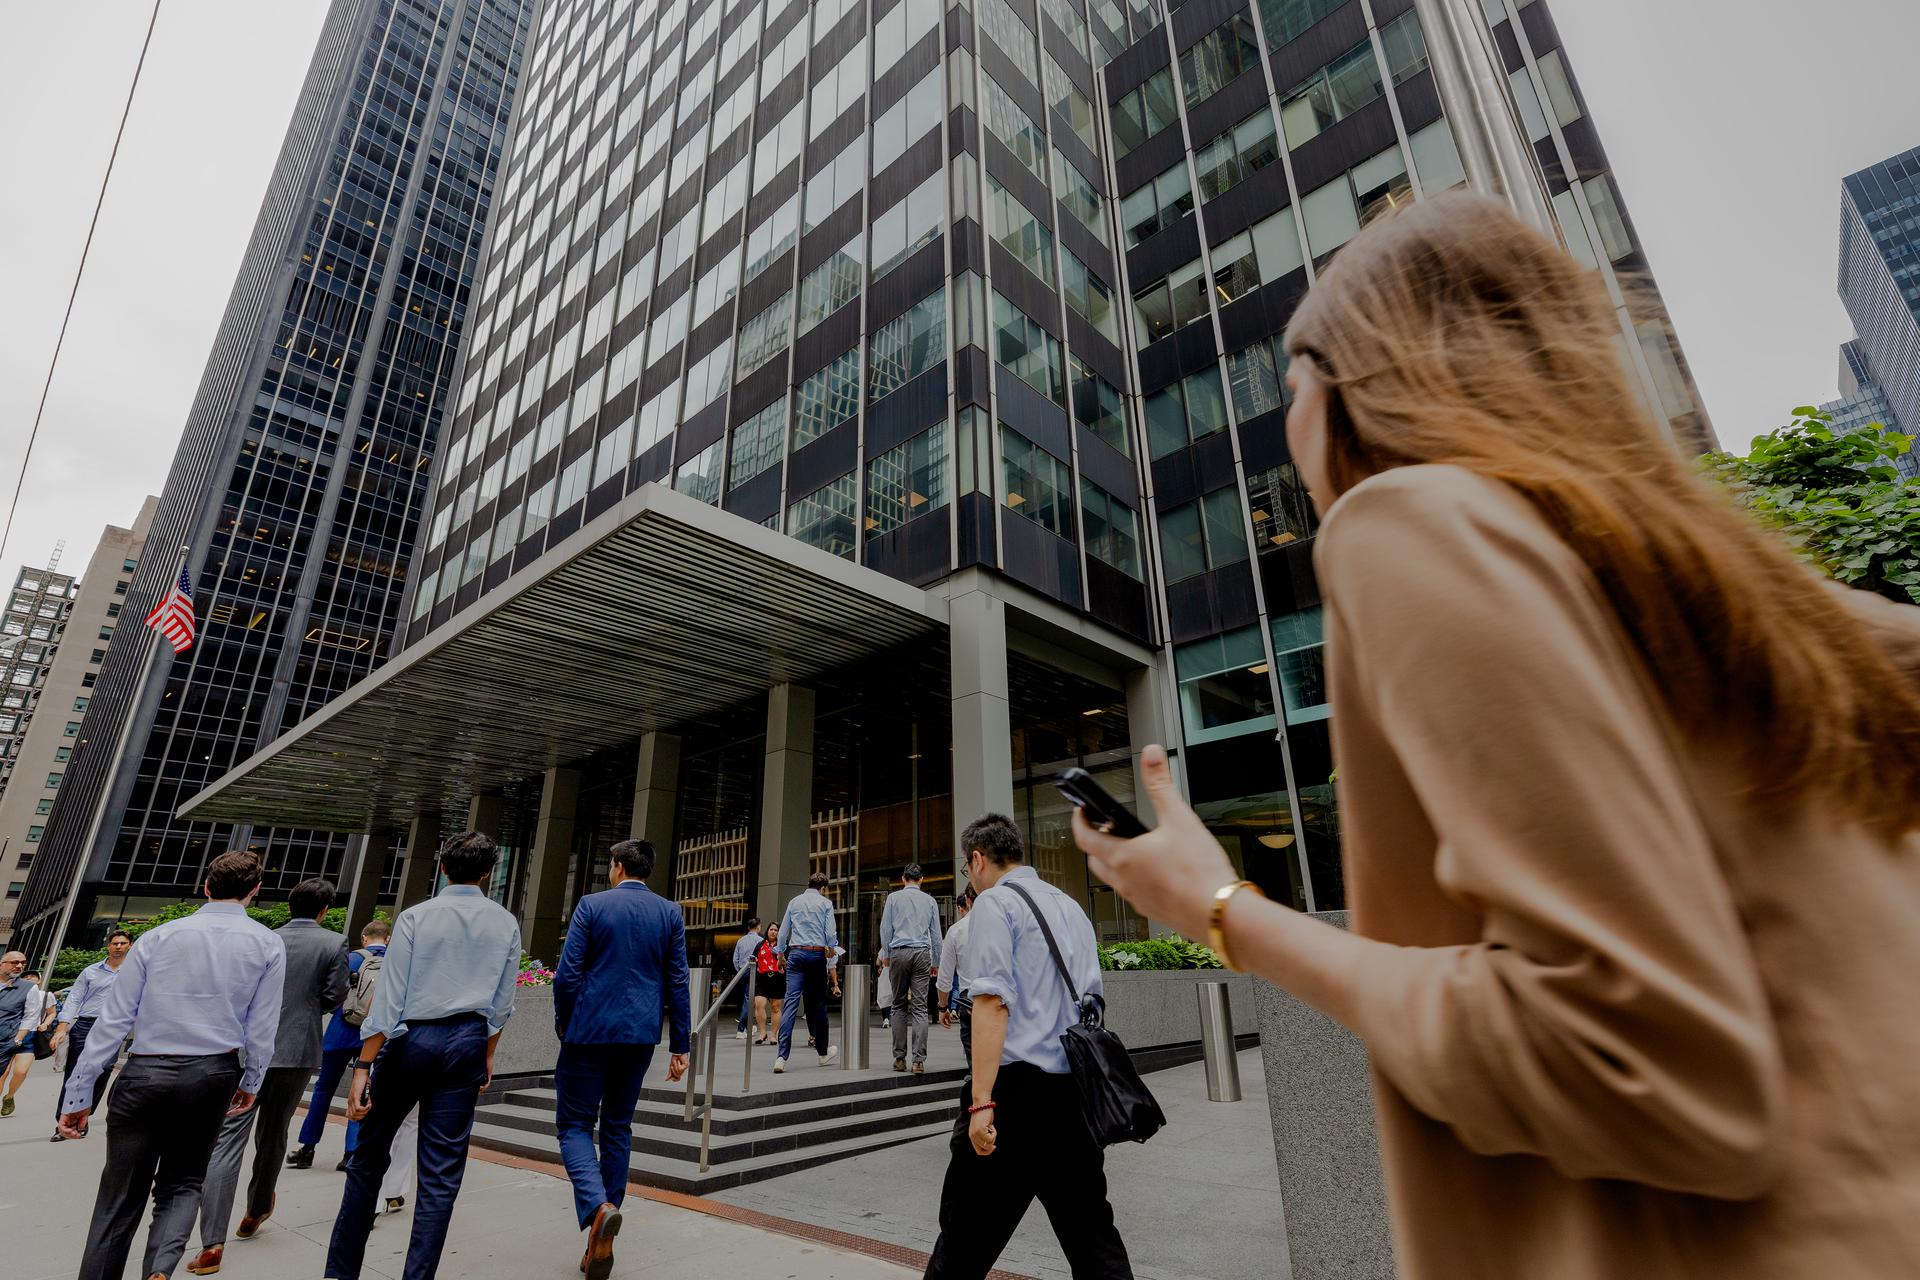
[1257,833,1295,849]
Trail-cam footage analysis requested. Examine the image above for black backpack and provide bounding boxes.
[1004,881,1166,1146]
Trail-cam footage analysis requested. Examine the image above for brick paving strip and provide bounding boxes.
[464,1140,1038,1280]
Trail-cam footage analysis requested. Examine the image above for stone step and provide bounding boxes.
[479,1088,959,1165]
[500,1075,962,1136]
[468,1114,954,1194]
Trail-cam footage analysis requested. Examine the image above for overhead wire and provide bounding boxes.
[0,0,167,567]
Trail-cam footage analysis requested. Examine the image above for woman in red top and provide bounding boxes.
[751,924,784,1045]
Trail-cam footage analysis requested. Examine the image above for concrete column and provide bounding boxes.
[519,767,581,964]
[631,732,681,894]
[756,685,814,922]
[949,586,1015,879]
[467,791,504,838]
[395,808,442,910]
[340,831,392,944]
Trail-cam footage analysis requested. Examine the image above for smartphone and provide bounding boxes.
[1054,767,1148,838]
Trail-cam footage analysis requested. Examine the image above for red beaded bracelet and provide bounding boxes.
[967,1102,996,1114]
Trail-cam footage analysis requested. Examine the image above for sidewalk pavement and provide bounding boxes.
[714,1047,1289,1280]
[0,1065,913,1280]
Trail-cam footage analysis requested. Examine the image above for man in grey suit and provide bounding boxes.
[179,877,350,1274]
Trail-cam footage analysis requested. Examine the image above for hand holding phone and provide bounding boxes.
[1054,768,1148,838]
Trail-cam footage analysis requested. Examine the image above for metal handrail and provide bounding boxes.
[682,963,760,1171]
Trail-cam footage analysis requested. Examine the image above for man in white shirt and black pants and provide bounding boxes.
[60,851,288,1280]
[924,814,1133,1280]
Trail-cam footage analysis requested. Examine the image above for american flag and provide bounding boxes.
[145,559,196,653]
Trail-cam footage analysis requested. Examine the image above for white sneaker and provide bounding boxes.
[819,1046,840,1066]
[773,1057,787,1073]
[734,1031,747,1040]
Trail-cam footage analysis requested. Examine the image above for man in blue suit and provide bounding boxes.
[552,839,691,1280]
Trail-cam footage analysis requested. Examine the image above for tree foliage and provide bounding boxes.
[1700,408,1920,605]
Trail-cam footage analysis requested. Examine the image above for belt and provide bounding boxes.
[786,945,827,952]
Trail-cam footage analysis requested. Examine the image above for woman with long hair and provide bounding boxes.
[1077,193,1920,1277]
[752,924,784,1045]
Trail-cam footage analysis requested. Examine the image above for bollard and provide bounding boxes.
[1197,979,1242,1102]
[683,965,713,1115]
[841,964,871,1071]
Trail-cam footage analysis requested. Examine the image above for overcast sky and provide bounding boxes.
[2,0,1917,578]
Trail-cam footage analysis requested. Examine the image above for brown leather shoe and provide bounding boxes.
[235,1194,274,1239]
[185,1245,224,1275]
[584,1202,622,1280]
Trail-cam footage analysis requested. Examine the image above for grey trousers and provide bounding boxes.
[889,947,933,1063]
[78,1052,241,1280]
[190,1065,311,1248]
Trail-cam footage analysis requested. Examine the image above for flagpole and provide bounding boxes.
[37,547,188,973]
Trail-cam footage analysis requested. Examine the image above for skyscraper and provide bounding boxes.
[0,502,156,934]
[0,567,78,818]
[8,0,536,960]
[179,0,1709,965]
[1838,146,1920,448]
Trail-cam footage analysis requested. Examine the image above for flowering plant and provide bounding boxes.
[516,964,555,987]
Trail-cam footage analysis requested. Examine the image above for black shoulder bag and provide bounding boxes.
[1004,881,1165,1147]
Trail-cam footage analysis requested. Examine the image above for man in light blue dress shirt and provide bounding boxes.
[325,831,522,1280]
[773,872,841,1071]
[880,863,943,1073]
[61,851,288,1280]
[924,814,1132,1280]
[732,917,763,1037]
[49,927,132,1137]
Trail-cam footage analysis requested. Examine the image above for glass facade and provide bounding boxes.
[1838,149,1920,469]
[11,0,536,956]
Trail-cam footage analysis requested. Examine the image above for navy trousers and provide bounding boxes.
[324,1014,488,1280]
[776,950,830,1061]
[553,1042,656,1228]
[299,1044,359,1148]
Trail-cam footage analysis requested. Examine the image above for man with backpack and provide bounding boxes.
[286,917,389,1172]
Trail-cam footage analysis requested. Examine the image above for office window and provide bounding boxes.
[73,696,89,712]
[809,37,869,140]
[1280,38,1384,149]
[1227,335,1290,420]
[5,882,22,900]
[1178,10,1259,107]
[987,176,1056,288]
[693,249,745,327]
[798,234,865,337]
[872,68,943,174]
[1175,624,1273,740]
[1070,355,1128,455]
[53,747,71,763]
[1246,460,1320,549]
[787,474,858,558]
[736,292,794,380]
[1380,11,1428,85]
[122,558,138,573]
[90,648,106,664]
[1131,255,1208,347]
[870,172,945,282]
[1146,365,1228,458]
[755,100,804,190]
[1581,175,1634,262]
[684,338,737,416]
[868,286,947,402]
[36,798,53,815]
[730,396,788,488]
[984,75,1049,185]
[113,581,128,596]
[794,348,862,447]
[1536,50,1582,127]
[1081,480,1142,577]
[744,194,800,284]
[1053,154,1107,245]
[805,136,866,232]
[1061,249,1119,342]
[1109,69,1177,158]
[1040,0,1089,52]
[1158,486,1248,582]
[1044,56,1101,154]
[1122,163,1194,245]
[1209,232,1262,305]
[866,426,949,537]
[675,438,725,506]
[980,0,1040,83]
[64,721,80,736]
[1257,0,1341,47]
[993,292,1065,405]
[46,773,63,788]
[875,0,940,79]
[1194,108,1278,201]
[1000,427,1075,539]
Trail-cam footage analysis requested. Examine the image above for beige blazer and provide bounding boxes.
[1316,464,1920,1278]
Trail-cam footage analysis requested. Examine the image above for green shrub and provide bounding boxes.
[1097,935,1224,972]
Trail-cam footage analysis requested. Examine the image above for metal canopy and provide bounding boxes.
[179,483,946,832]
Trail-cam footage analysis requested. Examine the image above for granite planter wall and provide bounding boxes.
[494,987,560,1079]
[1255,912,1394,1280]
[1100,968,1259,1050]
